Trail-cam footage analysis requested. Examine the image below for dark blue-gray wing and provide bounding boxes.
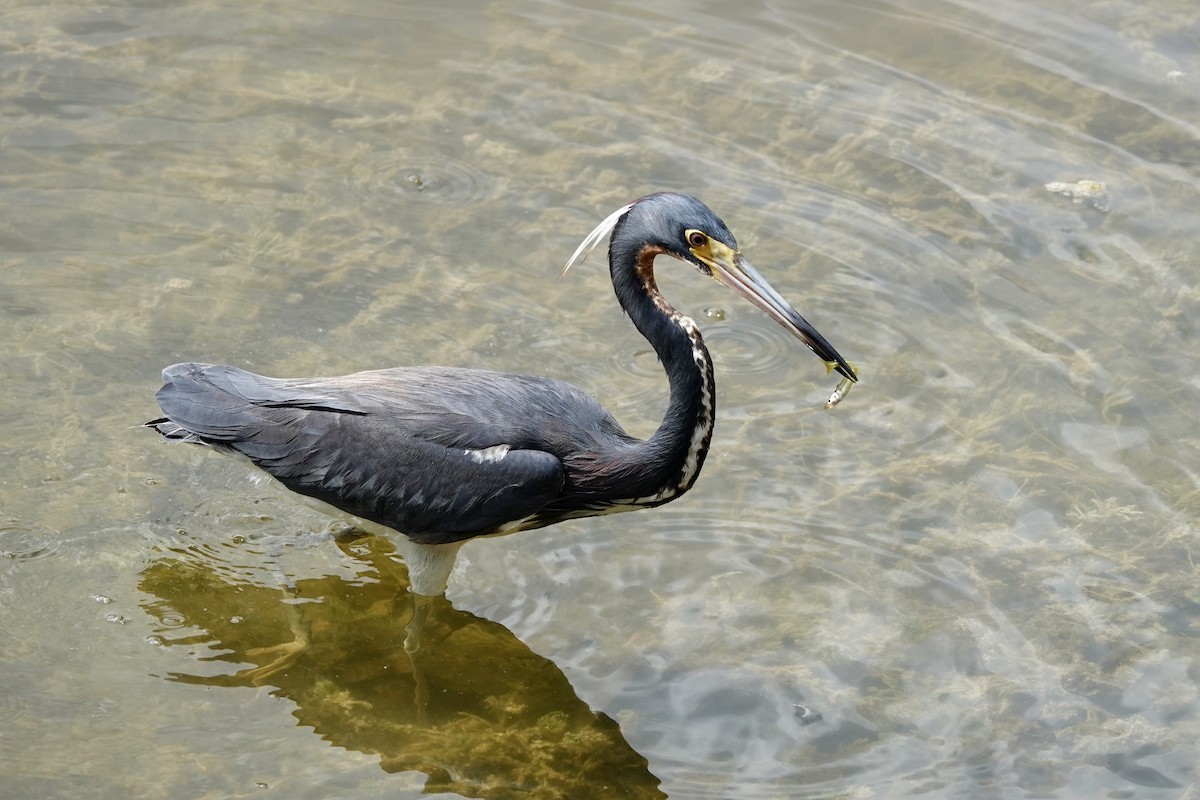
[149,363,565,545]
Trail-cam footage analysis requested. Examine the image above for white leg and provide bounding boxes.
[391,538,465,597]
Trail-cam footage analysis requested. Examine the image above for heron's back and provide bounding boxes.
[148,362,637,543]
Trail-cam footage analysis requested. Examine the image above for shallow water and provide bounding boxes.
[3,0,1199,797]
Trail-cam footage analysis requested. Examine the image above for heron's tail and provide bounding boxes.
[145,416,205,443]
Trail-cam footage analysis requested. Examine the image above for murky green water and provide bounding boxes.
[3,0,1198,797]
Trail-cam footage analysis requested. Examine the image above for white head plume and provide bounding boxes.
[560,201,635,278]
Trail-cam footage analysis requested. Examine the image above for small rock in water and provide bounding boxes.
[793,703,823,725]
[1044,179,1110,212]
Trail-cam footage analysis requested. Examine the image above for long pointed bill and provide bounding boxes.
[705,248,857,382]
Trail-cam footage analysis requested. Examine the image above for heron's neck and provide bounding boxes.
[612,245,715,502]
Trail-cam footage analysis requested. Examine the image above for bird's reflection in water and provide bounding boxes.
[139,534,666,799]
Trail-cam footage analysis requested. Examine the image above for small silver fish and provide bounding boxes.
[824,375,854,410]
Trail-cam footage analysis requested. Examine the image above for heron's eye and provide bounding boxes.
[687,230,707,247]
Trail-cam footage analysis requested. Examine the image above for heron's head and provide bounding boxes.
[564,192,857,383]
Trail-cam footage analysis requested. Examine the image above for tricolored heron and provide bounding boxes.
[148,193,857,596]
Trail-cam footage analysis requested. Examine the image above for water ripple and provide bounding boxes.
[0,665,34,731]
[703,322,795,375]
[0,524,63,562]
[605,316,798,413]
[347,149,495,208]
